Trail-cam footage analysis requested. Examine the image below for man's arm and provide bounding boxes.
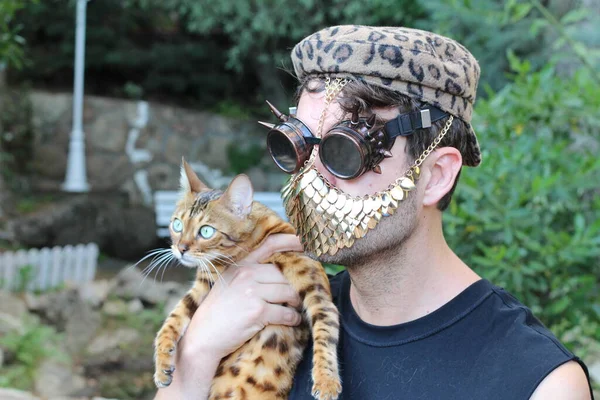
[530,361,592,400]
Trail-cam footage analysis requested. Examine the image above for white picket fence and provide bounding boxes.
[154,191,286,238]
[0,243,99,292]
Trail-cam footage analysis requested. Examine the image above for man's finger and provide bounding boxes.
[228,264,288,285]
[256,283,301,308]
[262,303,302,327]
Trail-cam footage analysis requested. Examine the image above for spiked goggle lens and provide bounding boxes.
[260,101,449,179]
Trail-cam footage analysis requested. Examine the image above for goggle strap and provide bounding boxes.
[305,136,321,145]
[385,106,449,139]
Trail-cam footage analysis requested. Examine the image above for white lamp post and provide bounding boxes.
[62,0,89,192]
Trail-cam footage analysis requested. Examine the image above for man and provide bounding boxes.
[156,26,593,399]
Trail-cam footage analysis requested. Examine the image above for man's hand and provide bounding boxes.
[155,233,303,399]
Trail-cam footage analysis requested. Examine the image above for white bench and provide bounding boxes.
[154,191,286,238]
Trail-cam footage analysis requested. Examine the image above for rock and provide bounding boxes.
[104,206,156,260]
[78,280,114,308]
[0,312,25,335]
[87,153,133,191]
[102,300,128,317]
[146,162,178,191]
[202,134,234,170]
[31,144,68,180]
[110,266,172,305]
[7,194,156,260]
[48,397,88,400]
[0,291,28,319]
[86,328,141,368]
[34,359,87,398]
[128,298,144,314]
[38,288,101,354]
[87,109,128,152]
[0,389,40,400]
[87,328,140,354]
[23,292,48,312]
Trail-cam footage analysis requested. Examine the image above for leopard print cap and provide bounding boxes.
[291,25,482,167]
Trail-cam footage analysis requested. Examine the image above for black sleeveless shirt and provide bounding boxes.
[289,271,592,400]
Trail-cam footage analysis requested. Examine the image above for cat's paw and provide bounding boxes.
[154,364,175,388]
[312,372,342,400]
[154,345,176,388]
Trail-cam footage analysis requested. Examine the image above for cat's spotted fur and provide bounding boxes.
[153,161,341,400]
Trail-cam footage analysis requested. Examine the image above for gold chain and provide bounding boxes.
[316,77,349,138]
[403,115,454,179]
[302,76,349,170]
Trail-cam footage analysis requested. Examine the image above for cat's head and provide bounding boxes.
[169,159,258,269]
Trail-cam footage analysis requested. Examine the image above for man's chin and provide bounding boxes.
[306,245,357,267]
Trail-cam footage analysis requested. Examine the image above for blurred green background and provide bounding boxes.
[1,0,599,398]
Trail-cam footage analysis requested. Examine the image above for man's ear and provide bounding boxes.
[220,174,254,218]
[422,147,462,207]
[180,157,209,195]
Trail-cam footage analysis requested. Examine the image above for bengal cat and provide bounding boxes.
[152,160,341,400]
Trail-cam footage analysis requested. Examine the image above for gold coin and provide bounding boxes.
[399,177,416,191]
[390,185,404,201]
[327,190,338,204]
[341,198,353,214]
[312,175,324,191]
[372,195,382,209]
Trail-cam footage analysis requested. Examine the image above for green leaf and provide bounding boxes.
[560,8,589,25]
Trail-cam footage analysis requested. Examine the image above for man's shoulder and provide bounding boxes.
[530,360,593,400]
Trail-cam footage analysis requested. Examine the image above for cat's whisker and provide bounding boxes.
[231,243,250,256]
[199,260,215,285]
[141,252,174,286]
[211,251,237,265]
[140,251,171,274]
[212,255,240,270]
[132,248,171,270]
[197,259,216,286]
[157,253,176,283]
[206,258,227,286]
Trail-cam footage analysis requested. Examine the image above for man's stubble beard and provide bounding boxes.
[308,188,420,268]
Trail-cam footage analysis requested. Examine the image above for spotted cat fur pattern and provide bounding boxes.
[153,161,341,400]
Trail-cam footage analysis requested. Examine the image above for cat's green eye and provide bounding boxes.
[172,218,183,233]
[199,225,216,239]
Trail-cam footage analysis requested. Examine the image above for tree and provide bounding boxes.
[135,0,426,105]
[0,0,28,68]
[0,0,28,220]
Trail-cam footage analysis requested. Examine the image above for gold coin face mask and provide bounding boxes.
[264,77,455,257]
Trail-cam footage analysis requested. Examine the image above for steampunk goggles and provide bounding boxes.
[259,101,449,180]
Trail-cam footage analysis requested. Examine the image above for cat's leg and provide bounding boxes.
[276,254,342,400]
[154,273,212,388]
[302,272,342,400]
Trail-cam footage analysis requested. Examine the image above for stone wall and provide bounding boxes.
[30,91,286,206]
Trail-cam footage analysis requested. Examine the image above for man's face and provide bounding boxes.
[295,89,423,266]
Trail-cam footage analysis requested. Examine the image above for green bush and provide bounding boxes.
[0,316,64,389]
[445,58,600,351]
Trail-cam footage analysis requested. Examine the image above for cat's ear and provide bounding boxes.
[180,158,209,194]
[221,174,254,218]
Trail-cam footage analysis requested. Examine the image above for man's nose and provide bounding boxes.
[313,152,338,186]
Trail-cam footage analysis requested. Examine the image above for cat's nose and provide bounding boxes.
[178,243,189,254]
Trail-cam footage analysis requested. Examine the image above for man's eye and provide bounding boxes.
[172,218,183,233]
[199,225,216,239]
